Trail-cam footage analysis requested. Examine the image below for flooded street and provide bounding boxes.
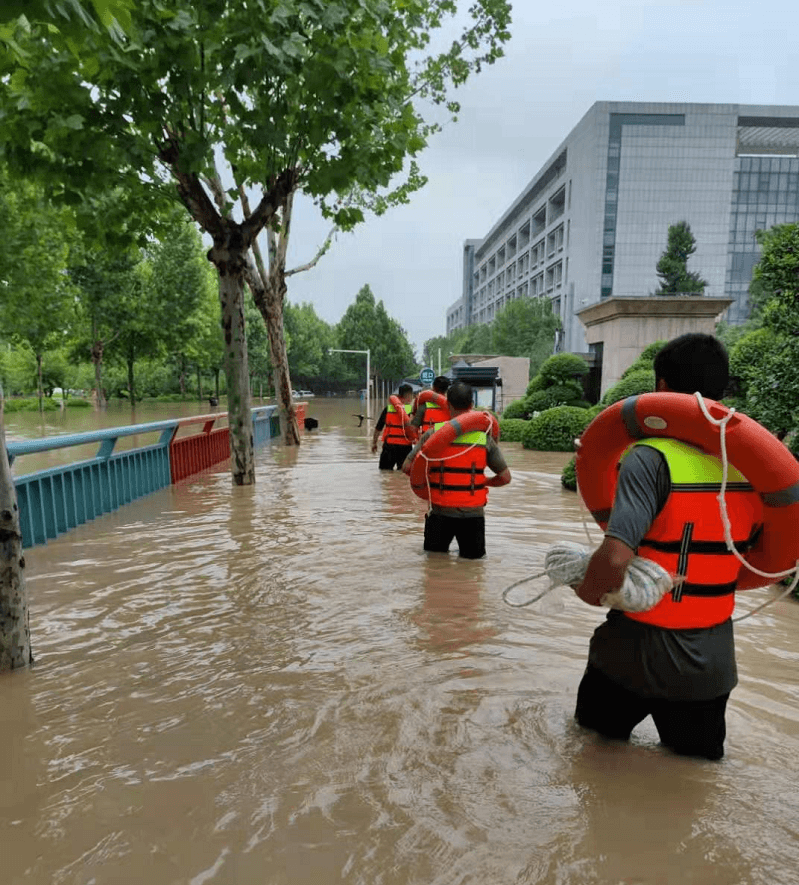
[2,398,799,884]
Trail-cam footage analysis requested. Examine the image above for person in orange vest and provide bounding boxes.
[371,383,417,470]
[402,380,511,559]
[410,375,451,434]
[572,333,761,760]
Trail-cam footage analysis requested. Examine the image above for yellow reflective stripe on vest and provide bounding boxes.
[634,438,749,485]
[433,422,487,446]
[388,403,412,414]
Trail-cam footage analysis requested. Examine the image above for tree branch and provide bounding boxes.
[286,225,336,277]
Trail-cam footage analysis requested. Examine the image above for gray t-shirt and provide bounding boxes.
[587,444,738,701]
[405,424,508,518]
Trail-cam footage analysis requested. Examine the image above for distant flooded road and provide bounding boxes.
[2,398,798,884]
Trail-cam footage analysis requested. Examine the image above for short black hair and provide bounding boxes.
[447,380,473,411]
[397,383,413,397]
[653,333,729,400]
[432,376,451,394]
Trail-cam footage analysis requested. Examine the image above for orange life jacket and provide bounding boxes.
[427,423,488,508]
[624,439,761,629]
[420,400,450,433]
[382,402,414,446]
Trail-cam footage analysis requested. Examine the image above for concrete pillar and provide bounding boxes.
[576,296,733,395]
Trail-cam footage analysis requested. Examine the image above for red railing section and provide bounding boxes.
[169,414,230,484]
[168,403,308,484]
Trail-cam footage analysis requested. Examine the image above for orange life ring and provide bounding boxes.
[413,389,449,417]
[410,410,498,500]
[575,393,799,591]
[388,394,417,443]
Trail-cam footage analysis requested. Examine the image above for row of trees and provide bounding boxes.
[423,296,560,379]
[721,223,799,447]
[0,178,419,402]
[0,0,512,485]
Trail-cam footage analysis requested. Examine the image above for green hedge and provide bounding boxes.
[522,406,593,452]
[561,455,577,491]
[2,397,60,412]
[498,418,529,442]
[600,370,655,407]
[65,398,92,408]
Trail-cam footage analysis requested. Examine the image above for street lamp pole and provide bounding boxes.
[329,349,371,425]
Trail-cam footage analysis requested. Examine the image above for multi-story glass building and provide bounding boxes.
[445,101,799,354]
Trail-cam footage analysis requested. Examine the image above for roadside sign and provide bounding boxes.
[420,367,435,386]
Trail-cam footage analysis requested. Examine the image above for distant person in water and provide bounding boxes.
[372,383,417,470]
[402,380,511,558]
[411,375,451,433]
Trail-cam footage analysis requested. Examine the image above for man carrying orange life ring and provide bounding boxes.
[411,375,451,433]
[371,383,417,470]
[573,333,761,761]
[402,380,511,559]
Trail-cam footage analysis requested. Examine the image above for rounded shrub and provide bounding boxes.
[537,352,589,387]
[65,398,92,408]
[498,418,529,442]
[586,403,605,421]
[561,455,577,491]
[525,374,547,396]
[621,340,667,379]
[600,370,655,407]
[525,382,585,413]
[522,406,593,452]
[501,399,529,420]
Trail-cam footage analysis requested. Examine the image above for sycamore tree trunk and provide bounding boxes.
[90,318,107,408]
[36,353,44,413]
[212,249,255,486]
[127,352,136,406]
[265,284,301,446]
[162,138,297,480]
[244,259,300,446]
[0,393,33,671]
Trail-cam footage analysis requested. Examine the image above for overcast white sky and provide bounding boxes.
[279,0,799,361]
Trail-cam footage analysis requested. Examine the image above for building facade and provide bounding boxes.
[446,101,799,357]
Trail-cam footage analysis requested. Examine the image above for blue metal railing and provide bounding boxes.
[7,406,278,548]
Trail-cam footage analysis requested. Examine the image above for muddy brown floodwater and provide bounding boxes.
[2,397,798,884]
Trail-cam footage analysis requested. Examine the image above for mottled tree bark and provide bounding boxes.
[159,132,296,474]
[0,394,33,672]
[91,339,107,408]
[214,247,255,485]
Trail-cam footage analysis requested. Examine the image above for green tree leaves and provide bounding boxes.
[730,223,799,437]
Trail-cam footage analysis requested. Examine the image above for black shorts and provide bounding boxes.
[379,444,412,470]
[575,664,729,761]
[423,512,486,559]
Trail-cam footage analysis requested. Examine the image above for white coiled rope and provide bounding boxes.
[502,540,674,611]
[502,392,799,620]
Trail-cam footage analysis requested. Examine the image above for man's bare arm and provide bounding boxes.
[573,536,636,606]
[485,468,511,487]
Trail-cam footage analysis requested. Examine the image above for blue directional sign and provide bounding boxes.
[420,367,435,386]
